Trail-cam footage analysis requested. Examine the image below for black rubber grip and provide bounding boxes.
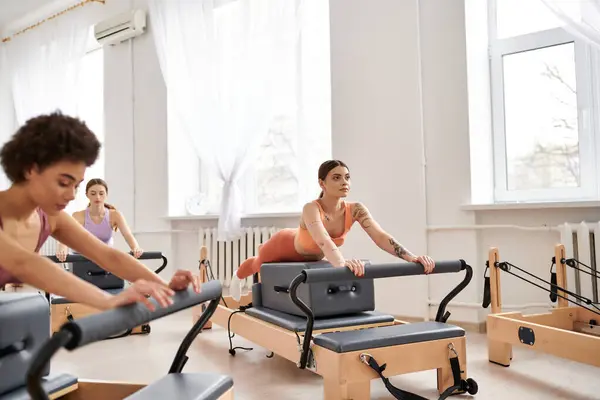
[61,280,222,350]
[550,272,558,302]
[128,251,163,260]
[303,260,466,284]
[482,277,491,308]
[47,251,164,264]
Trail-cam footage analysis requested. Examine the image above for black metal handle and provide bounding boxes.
[435,263,473,322]
[128,251,168,275]
[47,252,168,275]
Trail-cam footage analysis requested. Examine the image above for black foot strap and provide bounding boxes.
[360,344,467,400]
[362,354,428,399]
[482,264,491,308]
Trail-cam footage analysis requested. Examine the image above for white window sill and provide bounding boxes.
[164,212,302,221]
[461,200,600,211]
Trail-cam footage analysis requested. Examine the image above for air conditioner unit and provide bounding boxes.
[94,9,146,46]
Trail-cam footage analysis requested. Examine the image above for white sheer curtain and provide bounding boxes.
[148,0,302,240]
[2,7,98,127]
[541,0,600,49]
[0,49,13,189]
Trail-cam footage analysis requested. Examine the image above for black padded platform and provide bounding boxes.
[313,321,465,353]
[50,288,124,305]
[0,373,77,400]
[125,373,233,400]
[0,293,50,395]
[245,306,394,332]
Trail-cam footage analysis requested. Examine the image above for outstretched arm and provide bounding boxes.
[0,228,113,310]
[352,202,435,272]
[113,210,142,257]
[302,202,346,267]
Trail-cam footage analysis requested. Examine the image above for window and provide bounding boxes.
[183,0,332,216]
[488,0,598,202]
[65,31,104,215]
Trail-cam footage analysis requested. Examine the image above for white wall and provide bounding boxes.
[3,0,599,325]
[329,0,429,319]
[101,0,174,276]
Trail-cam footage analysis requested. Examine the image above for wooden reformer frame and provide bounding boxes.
[194,247,477,400]
[486,244,600,368]
[34,380,234,400]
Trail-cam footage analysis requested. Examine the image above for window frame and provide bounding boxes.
[488,0,599,203]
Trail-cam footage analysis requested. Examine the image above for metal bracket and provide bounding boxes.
[518,326,535,346]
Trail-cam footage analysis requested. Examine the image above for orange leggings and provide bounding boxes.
[236,228,309,279]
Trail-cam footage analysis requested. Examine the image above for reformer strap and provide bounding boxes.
[363,355,428,400]
[482,264,491,308]
[550,266,558,302]
[361,347,464,400]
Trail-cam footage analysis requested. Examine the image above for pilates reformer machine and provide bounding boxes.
[483,245,600,368]
[45,251,168,335]
[198,247,479,400]
[0,279,233,400]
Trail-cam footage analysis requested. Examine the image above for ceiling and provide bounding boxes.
[0,0,59,33]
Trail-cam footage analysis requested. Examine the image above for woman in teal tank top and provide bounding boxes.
[55,178,143,261]
[0,112,199,311]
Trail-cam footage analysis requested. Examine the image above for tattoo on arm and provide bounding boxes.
[353,203,373,229]
[389,238,408,259]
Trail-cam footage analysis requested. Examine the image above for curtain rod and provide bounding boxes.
[1,0,105,43]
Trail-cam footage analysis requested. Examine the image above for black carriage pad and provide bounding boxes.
[0,293,50,396]
[313,321,465,353]
[0,374,77,400]
[50,288,124,305]
[260,261,375,318]
[124,373,233,400]
[245,306,394,332]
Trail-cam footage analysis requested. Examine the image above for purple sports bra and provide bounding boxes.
[83,208,114,246]
[0,208,51,288]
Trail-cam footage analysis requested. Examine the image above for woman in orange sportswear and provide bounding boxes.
[229,159,435,301]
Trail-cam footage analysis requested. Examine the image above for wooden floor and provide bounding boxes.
[51,309,600,400]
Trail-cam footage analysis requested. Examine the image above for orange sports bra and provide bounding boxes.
[297,200,354,254]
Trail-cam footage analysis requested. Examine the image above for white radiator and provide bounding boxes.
[559,221,600,304]
[199,226,281,289]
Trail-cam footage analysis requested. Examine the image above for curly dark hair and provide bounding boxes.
[0,111,101,184]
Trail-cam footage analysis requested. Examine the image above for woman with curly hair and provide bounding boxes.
[0,112,198,311]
